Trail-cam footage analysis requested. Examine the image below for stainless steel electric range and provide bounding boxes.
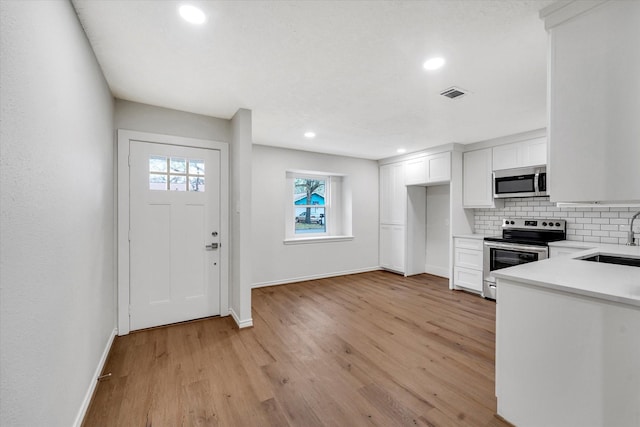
[483,218,566,300]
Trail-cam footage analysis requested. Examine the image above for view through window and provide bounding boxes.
[294,176,326,234]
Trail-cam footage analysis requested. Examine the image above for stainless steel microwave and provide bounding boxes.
[493,167,547,198]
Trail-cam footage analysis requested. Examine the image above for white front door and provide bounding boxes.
[129,140,221,330]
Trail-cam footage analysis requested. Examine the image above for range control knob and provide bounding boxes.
[542,222,547,226]
[510,221,515,225]
[555,222,561,227]
[549,223,554,227]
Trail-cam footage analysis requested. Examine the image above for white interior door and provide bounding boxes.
[129,140,221,330]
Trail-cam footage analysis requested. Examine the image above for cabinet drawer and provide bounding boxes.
[454,248,483,270]
[454,238,484,251]
[454,267,483,292]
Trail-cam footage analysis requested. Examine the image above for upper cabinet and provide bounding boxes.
[492,137,547,171]
[463,148,501,208]
[404,152,451,186]
[380,162,406,225]
[541,0,640,202]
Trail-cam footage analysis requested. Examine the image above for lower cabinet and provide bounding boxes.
[453,237,484,293]
[380,224,405,274]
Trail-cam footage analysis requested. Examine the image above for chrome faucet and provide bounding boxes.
[627,210,640,246]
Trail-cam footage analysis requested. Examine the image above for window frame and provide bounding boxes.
[284,170,354,244]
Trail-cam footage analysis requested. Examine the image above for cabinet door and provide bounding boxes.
[492,144,519,171]
[380,224,405,273]
[427,152,451,183]
[380,163,406,224]
[404,157,428,186]
[453,267,482,292]
[547,1,640,202]
[493,138,547,170]
[463,148,495,208]
[523,137,547,167]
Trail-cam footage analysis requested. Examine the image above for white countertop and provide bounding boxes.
[493,243,640,307]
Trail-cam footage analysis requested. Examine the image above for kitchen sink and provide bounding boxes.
[580,254,640,267]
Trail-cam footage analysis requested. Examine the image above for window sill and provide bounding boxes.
[283,235,354,245]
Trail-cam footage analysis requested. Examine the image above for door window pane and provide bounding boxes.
[189,159,205,175]
[170,176,187,191]
[189,177,205,192]
[170,158,186,174]
[149,156,167,173]
[149,174,167,190]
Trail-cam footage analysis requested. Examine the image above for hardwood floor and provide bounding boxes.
[83,271,511,426]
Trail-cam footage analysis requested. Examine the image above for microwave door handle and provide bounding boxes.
[534,172,540,194]
[492,172,497,198]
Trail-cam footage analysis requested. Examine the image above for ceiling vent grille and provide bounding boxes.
[440,86,468,100]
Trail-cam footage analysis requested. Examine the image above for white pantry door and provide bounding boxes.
[129,140,221,330]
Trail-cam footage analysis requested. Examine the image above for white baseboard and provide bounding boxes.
[229,307,253,329]
[73,327,117,427]
[251,266,381,289]
[424,264,449,279]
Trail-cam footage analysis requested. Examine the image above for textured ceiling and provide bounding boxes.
[72,0,555,159]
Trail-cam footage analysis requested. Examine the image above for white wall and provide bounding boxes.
[114,99,231,142]
[1,2,115,426]
[230,109,253,326]
[425,184,450,277]
[252,145,379,286]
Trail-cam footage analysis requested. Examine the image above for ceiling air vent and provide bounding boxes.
[440,86,468,100]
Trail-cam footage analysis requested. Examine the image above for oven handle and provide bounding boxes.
[484,241,549,254]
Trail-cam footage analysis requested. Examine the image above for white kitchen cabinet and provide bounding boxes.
[380,162,406,274]
[492,137,547,171]
[380,224,405,273]
[404,152,451,186]
[404,157,427,186]
[380,162,406,225]
[542,0,640,203]
[453,237,483,293]
[463,148,500,208]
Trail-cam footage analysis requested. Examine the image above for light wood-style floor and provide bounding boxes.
[83,271,511,426]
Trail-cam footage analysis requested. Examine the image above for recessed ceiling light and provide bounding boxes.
[423,57,445,71]
[179,5,206,25]
[397,148,407,154]
[304,131,316,139]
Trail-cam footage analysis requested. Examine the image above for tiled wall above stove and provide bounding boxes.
[474,197,639,245]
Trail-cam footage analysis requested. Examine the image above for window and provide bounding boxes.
[294,176,327,235]
[285,171,353,244]
[149,156,205,192]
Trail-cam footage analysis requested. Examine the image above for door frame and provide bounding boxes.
[117,129,229,335]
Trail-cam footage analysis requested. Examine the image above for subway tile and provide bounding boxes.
[592,218,610,224]
[584,224,600,230]
[583,236,601,243]
[575,230,591,236]
[567,235,583,241]
[610,219,629,225]
[576,218,592,224]
[601,225,618,231]
[601,237,619,244]
[600,212,619,218]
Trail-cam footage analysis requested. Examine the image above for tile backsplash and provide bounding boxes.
[474,197,639,245]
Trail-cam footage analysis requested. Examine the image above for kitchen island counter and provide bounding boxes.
[494,243,640,427]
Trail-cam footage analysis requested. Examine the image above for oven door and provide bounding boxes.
[482,241,548,299]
